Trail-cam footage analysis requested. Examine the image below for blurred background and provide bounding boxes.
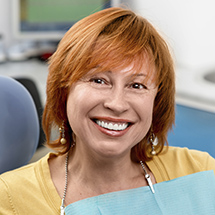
[0,0,214,166]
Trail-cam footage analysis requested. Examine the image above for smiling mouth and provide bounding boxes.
[94,120,131,131]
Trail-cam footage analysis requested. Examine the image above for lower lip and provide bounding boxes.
[93,121,131,137]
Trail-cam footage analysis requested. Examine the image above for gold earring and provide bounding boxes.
[59,122,67,144]
[149,133,158,155]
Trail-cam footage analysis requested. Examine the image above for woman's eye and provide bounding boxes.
[90,78,106,84]
[130,83,147,89]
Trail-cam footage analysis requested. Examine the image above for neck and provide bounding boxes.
[68,148,143,194]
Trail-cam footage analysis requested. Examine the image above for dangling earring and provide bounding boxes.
[149,133,158,155]
[59,122,67,145]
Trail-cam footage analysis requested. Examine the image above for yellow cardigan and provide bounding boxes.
[0,147,214,215]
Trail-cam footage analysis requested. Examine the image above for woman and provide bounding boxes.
[0,7,215,215]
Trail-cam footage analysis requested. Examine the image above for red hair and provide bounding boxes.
[42,7,175,161]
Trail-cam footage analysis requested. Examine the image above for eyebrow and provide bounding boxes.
[130,73,147,78]
[134,73,147,77]
[93,69,148,79]
[106,70,147,76]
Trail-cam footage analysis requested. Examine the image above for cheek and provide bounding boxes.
[136,94,156,115]
[134,94,156,131]
[66,86,101,128]
[67,84,90,111]
[66,88,86,129]
[66,95,77,131]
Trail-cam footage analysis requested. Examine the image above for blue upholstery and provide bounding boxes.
[168,104,215,158]
[0,76,39,174]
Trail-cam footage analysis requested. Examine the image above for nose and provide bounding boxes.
[103,87,129,114]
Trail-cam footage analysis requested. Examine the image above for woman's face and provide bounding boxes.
[66,59,158,160]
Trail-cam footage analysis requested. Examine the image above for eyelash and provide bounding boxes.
[89,78,147,90]
[129,82,147,90]
[89,78,107,85]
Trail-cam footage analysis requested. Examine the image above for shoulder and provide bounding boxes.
[0,152,50,183]
[148,146,215,182]
[0,153,51,213]
[0,152,55,189]
[0,162,37,214]
[0,154,47,192]
[162,146,214,169]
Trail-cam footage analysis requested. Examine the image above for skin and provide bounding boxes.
[49,58,158,205]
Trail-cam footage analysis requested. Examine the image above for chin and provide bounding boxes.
[93,145,130,160]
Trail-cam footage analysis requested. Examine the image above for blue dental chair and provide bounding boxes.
[0,76,39,174]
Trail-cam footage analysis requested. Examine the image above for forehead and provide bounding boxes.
[86,51,157,81]
[68,38,159,86]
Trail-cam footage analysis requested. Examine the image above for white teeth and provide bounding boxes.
[96,120,128,131]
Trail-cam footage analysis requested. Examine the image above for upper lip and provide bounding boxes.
[91,116,134,124]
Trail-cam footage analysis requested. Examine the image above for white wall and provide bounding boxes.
[122,0,215,70]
